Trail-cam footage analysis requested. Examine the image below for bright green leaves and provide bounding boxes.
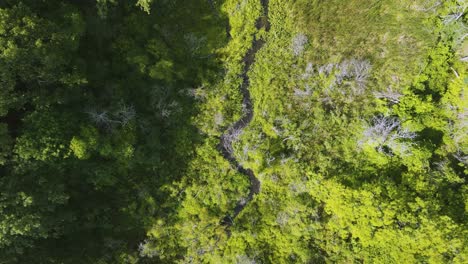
[96,0,153,18]
[136,0,153,14]
[413,43,453,97]
[0,2,85,116]
[309,178,466,263]
[14,111,73,162]
[70,123,135,164]
[0,0,466,262]
[208,0,468,262]
[0,3,84,81]
[148,59,174,80]
[143,138,249,262]
[70,126,98,160]
[69,137,89,160]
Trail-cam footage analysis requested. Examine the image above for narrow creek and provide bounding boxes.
[218,0,270,228]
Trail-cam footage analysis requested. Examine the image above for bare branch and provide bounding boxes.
[236,255,257,264]
[454,150,468,165]
[138,239,159,258]
[276,211,289,227]
[350,59,372,84]
[442,1,467,24]
[411,0,442,12]
[361,116,416,154]
[87,110,111,126]
[294,84,312,97]
[373,87,403,104]
[291,34,308,56]
[301,62,314,79]
[86,104,136,130]
[115,104,136,126]
[318,63,335,76]
[222,127,243,153]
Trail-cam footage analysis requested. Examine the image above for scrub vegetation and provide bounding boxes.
[0,0,467,263]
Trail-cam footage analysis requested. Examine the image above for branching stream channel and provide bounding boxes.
[218,0,270,232]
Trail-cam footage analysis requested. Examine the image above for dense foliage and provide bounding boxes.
[0,0,466,263]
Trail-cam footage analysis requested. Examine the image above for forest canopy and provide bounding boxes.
[0,0,467,263]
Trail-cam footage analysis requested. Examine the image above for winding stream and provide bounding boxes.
[218,0,270,227]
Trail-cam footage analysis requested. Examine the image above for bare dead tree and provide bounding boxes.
[270,174,279,182]
[87,103,137,130]
[197,248,206,256]
[236,255,257,264]
[280,153,291,165]
[138,240,159,258]
[266,155,275,166]
[291,34,308,56]
[87,110,111,127]
[447,105,468,165]
[361,116,416,154]
[294,84,312,97]
[314,59,372,94]
[241,103,251,114]
[115,104,136,126]
[289,181,307,194]
[301,62,314,79]
[238,197,248,206]
[373,87,403,104]
[239,144,250,163]
[335,62,351,84]
[451,22,468,47]
[350,59,372,85]
[412,0,442,12]
[161,108,171,118]
[318,63,335,76]
[223,127,243,153]
[333,59,371,85]
[184,33,207,55]
[276,211,289,227]
[214,112,224,126]
[442,2,467,25]
[454,149,468,165]
[185,87,207,100]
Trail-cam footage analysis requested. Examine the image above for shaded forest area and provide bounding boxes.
[0,0,227,262]
[0,0,467,263]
